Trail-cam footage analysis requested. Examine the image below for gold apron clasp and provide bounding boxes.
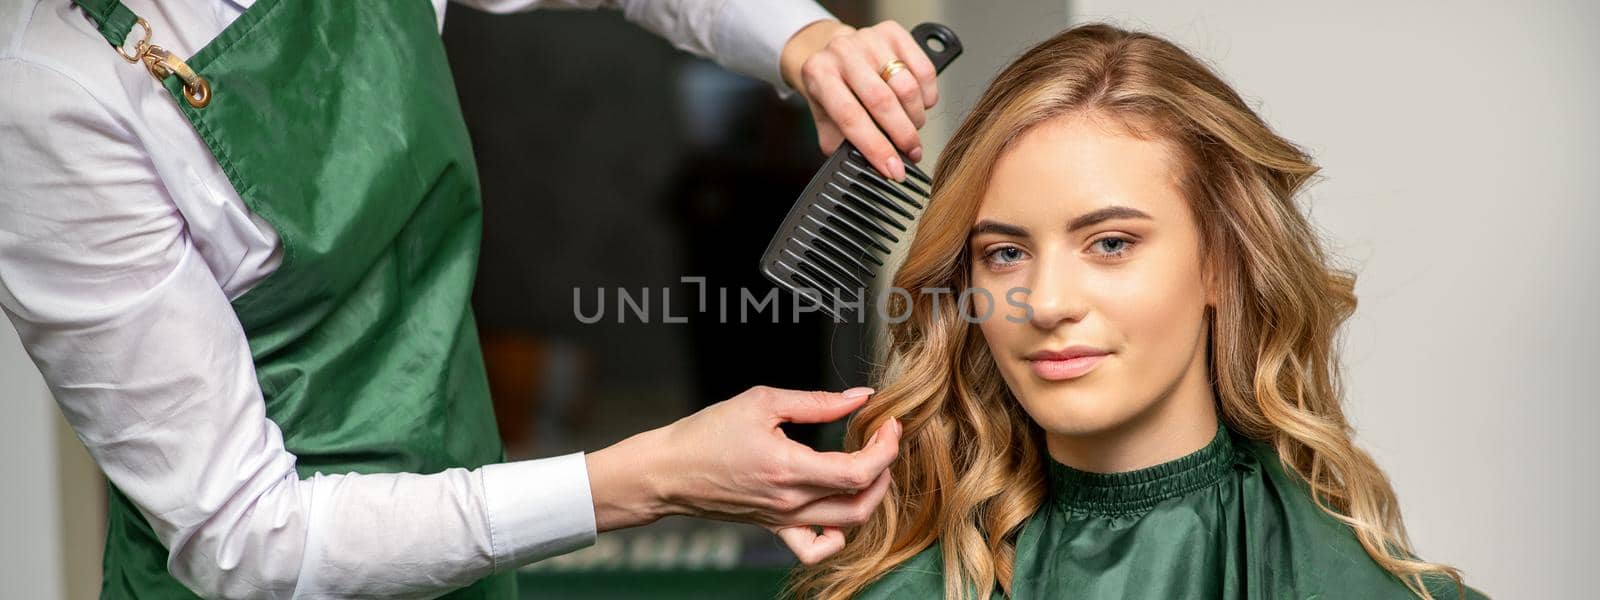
[113,18,211,109]
[113,17,151,63]
[142,46,211,109]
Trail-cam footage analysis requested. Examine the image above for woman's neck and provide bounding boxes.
[1044,354,1220,474]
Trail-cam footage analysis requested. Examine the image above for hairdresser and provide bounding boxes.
[0,0,938,597]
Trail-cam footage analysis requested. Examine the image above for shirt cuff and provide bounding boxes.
[480,452,597,571]
[712,0,835,98]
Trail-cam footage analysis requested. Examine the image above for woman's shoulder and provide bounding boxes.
[855,542,1015,599]
[1231,432,1494,599]
[853,543,949,599]
[1425,576,1495,600]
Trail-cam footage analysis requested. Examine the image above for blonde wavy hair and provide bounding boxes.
[788,22,1466,600]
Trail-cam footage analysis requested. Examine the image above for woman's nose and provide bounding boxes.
[1027,255,1089,330]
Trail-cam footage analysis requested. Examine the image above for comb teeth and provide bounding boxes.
[761,148,933,320]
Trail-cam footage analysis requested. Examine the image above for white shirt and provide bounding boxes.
[0,0,831,598]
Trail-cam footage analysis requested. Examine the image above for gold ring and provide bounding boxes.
[879,59,908,82]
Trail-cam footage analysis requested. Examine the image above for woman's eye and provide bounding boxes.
[1090,236,1136,259]
[982,245,1028,268]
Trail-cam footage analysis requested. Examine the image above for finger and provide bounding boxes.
[768,387,875,424]
[809,73,903,180]
[779,467,891,527]
[784,417,901,491]
[863,25,925,133]
[805,98,845,156]
[885,68,925,132]
[882,67,926,163]
[881,22,939,109]
[775,525,847,566]
[839,48,920,170]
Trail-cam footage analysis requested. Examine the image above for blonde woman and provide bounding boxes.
[790,23,1490,600]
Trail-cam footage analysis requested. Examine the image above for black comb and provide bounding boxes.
[760,22,963,320]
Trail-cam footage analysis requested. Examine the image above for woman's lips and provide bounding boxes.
[1028,353,1108,381]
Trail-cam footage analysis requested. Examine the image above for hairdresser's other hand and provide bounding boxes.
[584,386,900,563]
[781,19,939,181]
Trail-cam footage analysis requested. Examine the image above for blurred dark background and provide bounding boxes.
[444,3,873,597]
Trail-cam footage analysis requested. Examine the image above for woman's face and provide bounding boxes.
[968,112,1215,448]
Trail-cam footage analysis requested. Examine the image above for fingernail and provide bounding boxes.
[909,147,923,163]
[886,156,905,181]
[842,387,875,399]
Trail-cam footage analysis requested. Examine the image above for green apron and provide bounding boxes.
[74,1,514,597]
[856,423,1491,599]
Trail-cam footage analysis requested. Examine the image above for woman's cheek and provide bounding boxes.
[1080,267,1145,330]
[1105,258,1208,385]
[971,270,1024,331]
[967,280,997,321]
[975,295,1019,356]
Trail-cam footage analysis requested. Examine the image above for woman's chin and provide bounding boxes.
[1014,388,1141,439]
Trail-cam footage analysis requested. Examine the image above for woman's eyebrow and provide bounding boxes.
[970,220,1029,238]
[1067,205,1154,232]
[970,206,1153,239]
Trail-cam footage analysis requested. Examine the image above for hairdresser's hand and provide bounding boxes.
[780,19,939,181]
[584,386,901,564]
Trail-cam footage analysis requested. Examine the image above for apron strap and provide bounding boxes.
[71,0,139,49]
[69,0,213,109]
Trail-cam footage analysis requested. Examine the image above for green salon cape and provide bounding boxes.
[858,423,1491,599]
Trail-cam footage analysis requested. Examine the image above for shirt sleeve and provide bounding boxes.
[452,0,835,95]
[0,59,595,599]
